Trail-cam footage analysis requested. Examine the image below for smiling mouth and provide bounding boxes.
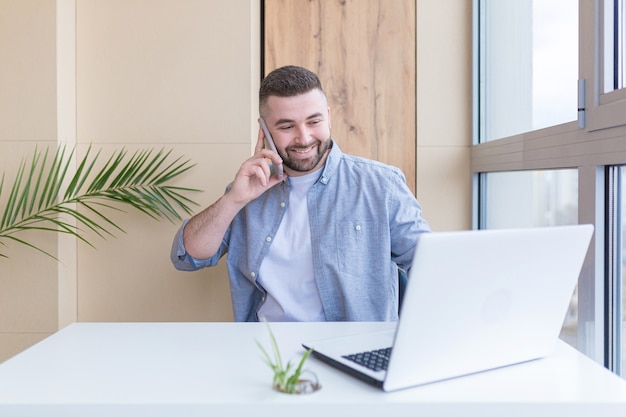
[290,144,317,155]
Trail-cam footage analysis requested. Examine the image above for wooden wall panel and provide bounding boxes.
[264,0,416,193]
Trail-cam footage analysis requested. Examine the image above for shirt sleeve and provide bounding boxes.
[170,219,221,271]
[388,168,431,271]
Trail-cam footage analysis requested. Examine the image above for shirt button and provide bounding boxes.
[355,225,361,231]
[266,236,272,242]
[251,272,256,278]
[280,201,286,208]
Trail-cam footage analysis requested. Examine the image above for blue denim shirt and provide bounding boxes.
[171,141,430,322]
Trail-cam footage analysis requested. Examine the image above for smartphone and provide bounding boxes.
[259,117,284,179]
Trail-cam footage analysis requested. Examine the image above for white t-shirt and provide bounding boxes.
[257,169,325,321]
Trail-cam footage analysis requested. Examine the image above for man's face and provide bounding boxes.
[261,89,332,176]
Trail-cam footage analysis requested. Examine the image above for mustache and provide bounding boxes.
[286,142,320,151]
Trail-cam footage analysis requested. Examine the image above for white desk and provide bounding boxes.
[0,322,625,417]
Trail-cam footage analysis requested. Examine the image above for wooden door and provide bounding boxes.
[263,0,416,193]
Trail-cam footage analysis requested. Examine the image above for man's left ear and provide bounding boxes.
[327,106,332,129]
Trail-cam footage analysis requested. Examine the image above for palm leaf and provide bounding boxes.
[0,145,200,260]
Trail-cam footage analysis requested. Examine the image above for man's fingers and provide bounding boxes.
[254,124,265,153]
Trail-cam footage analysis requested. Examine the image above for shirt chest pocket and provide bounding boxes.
[335,220,384,275]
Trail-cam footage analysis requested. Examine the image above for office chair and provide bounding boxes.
[398,267,408,313]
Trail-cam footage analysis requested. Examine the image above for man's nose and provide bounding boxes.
[292,125,311,144]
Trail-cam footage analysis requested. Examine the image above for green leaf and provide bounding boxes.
[0,145,201,260]
[256,319,313,393]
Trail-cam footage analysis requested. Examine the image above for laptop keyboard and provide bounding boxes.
[342,347,392,372]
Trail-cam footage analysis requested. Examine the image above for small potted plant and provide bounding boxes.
[256,320,321,394]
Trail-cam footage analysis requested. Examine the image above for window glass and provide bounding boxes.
[617,0,626,89]
[609,165,626,377]
[483,170,579,228]
[616,166,626,378]
[480,0,578,141]
[481,169,579,346]
[604,0,626,91]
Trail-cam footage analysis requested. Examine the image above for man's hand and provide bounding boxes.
[182,128,286,259]
[227,128,286,206]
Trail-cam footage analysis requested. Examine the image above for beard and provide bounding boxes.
[279,137,332,173]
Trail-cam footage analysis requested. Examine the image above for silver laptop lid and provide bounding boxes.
[384,224,593,391]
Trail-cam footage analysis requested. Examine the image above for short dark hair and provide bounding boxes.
[259,65,326,109]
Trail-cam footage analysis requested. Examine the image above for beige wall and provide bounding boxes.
[0,0,60,360]
[416,1,473,231]
[0,0,471,362]
[73,0,261,323]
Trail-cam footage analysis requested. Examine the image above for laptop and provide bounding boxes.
[302,224,594,391]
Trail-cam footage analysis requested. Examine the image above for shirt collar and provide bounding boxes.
[317,139,341,185]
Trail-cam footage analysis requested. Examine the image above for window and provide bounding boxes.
[481,170,578,229]
[620,1,626,88]
[622,166,626,373]
[583,0,626,130]
[605,1,626,91]
[478,0,578,142]
[607,166,625,375]
[474,0,626,376]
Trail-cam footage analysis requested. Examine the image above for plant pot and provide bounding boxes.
[272,370,321,394]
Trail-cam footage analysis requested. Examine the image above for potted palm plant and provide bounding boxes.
[0,144,199,259]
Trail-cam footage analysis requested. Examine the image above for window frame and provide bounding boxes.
[582,0,626,131]
[472,0,626,367]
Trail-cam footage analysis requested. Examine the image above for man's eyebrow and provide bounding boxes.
[306,112,324,120]
[275,118,295,126]
[274,113,324,126]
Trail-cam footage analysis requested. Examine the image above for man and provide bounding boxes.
[171,65,430,322]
